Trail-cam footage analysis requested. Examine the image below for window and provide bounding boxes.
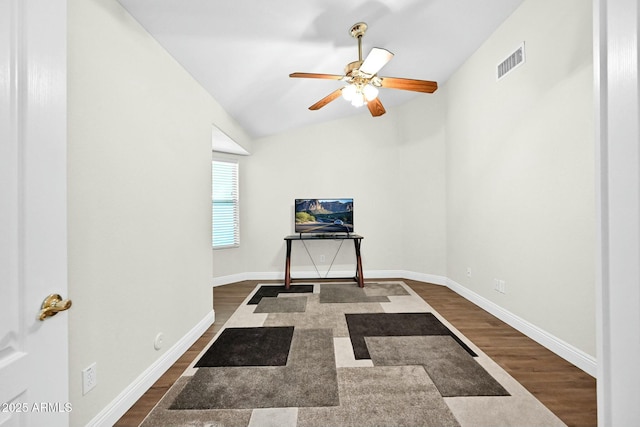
[212,159,239,248]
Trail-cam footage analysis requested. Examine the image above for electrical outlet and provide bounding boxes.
[82,363,97,395]
[494,279,506,294]
[466,268,471,278]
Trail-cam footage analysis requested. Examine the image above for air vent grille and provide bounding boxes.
[497,42,525,81]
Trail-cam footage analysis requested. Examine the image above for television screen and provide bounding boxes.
[295,198,354,234]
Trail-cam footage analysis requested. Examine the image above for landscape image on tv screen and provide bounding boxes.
[295,198,354,234]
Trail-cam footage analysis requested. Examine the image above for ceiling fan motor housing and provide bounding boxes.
[344,60,363,76]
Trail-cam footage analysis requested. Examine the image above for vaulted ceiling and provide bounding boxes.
[118,0,525,138]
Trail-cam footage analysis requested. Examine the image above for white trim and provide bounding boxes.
[593,1,608,421]
[212,270,448,287]
[85,311,215,427]
[212,125,250,155]
[211,270,596,377]
[595,0,640,423]
[446,277,597,377]
[212,272,254,286]
[392,270,448,286]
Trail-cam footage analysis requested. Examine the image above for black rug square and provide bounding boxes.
[247,285,314,305]
[171,328,339,410]
[195,326,294,367]
[345,313,477,359]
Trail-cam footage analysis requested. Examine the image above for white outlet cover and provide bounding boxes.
[82,363,97,395]
[154,332,165,350]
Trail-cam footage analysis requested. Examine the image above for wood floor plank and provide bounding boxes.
[114,279,596,427]
[404,279,597,427]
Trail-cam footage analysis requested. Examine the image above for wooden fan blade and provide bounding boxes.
[360,48,394,75]
[309,88,343,110]
[367,98,386,117]
[380,77,438,93]
[290,72,343,80]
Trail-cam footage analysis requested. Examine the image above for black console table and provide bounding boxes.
[284,234,364,289]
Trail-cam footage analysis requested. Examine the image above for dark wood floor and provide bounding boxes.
[114,279,597,427]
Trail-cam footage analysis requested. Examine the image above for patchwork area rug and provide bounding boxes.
[141,282,565,427]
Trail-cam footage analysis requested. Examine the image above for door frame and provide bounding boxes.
[594,0,640,424]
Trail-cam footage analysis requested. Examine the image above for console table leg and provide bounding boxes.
[285,240,292,289]
[354,239,364,288]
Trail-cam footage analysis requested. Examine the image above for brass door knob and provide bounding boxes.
[39,294,72,321]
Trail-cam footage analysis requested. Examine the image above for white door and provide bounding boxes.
[0,0,69,426]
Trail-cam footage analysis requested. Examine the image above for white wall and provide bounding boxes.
[212,0,596,365]
[64,0,599,422]
[67,0,248,424]
[233,95,447,281]
[396,95,448,278]
[445,0,595,357]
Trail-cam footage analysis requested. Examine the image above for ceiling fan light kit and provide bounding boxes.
[341,82,379,107]
[289,22,438,117]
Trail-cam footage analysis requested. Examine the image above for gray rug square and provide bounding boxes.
[366,335,509,397]
[297,366,460,427]
[263,293,384,337]
[140,377,253,427]
[169,328,338,410]
[363,282,410,297]
[319,283,390,303]
[254,296,307,313]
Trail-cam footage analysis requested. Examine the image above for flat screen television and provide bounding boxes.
[295,198,354,234]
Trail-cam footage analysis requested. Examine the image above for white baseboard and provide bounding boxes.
[86,310,215,427]
[212,272,252,286]
[392,270,448,286]
[445,277,597,377]
[212,270,448,287]
[212,271,282,286]
[212,270,596,376]
[212,270,365,287]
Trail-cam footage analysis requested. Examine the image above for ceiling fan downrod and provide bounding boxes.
[349,22,368,63]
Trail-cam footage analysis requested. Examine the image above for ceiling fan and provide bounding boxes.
[289,22,438,117]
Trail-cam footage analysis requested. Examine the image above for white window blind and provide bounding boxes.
[212,159,239,248]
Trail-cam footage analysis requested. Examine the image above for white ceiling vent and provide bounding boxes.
[497,42,525,81]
